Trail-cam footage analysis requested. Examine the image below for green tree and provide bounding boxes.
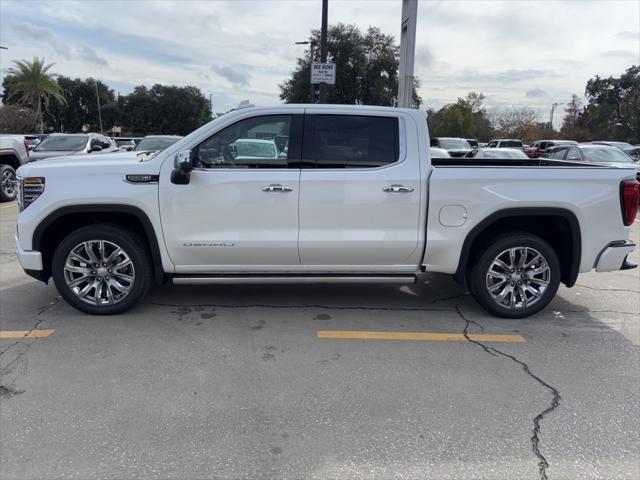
[5,58,65,133]
[121,84,211,135]
[280,24,421,107]
[580,65,639,143]
[430,92,493,140]
[43,76,116,133]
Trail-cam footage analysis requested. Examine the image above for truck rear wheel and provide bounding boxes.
[468,232,561,318]
[0,165,17,202]
[52,224,152,315]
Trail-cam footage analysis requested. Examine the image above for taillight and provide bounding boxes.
[620,180,640,226]
[23,138,30,160]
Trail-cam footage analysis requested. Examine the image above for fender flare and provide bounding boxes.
[453,207,582,287]
[33,204,165,284]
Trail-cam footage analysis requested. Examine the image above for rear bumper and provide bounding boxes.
[15,234,42,271]
[594,240,636,272]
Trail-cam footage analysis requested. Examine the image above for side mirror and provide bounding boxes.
[89,140,102,153]
[171,149,193,185]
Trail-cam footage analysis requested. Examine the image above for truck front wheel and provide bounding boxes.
[52,224,152,315]
[468,232,561,318]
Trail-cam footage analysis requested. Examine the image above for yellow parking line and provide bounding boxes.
[317,330,525,343]
[0,202,17,209]
[0,329,55,339]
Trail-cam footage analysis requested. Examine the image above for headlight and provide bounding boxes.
[17,177,45,212]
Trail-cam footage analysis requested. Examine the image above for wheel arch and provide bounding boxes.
[0,152,21,170]
[33,205,165,285]
[454,207,582,287]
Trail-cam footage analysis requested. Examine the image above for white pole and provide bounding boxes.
[398,0,418,108]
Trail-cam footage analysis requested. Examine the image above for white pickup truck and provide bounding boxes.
[14,105,639,317]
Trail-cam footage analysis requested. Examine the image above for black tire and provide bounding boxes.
[0,164,17,202]
[468,232,561,318]
[52,224,152,315]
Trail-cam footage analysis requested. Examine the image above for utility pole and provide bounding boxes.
[398,0,418,108]
[549,102,562,130]
[318,0,328,104]
[295,40,317,103]
[95,80,103,134]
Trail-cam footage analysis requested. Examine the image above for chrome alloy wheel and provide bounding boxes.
[63,240,135,306]
[1,168,16,197]
[485,246,550,310]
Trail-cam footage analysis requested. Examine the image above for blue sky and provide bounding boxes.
[0,0,638,126]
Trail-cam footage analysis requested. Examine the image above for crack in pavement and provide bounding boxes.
[0,297,60,399]
[455,305,561,480]
[574,283,640,294]
[0,296,60,357]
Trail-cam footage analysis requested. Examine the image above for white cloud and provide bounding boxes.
[1,0,638,112]
[211,65,251,88]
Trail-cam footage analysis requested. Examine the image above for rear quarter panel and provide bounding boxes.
[424,165,636,274]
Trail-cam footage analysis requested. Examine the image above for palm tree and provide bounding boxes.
[6,58,65,133]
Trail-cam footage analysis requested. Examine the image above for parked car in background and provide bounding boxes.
[114,137,142,151]
[543,144,639,179]
[592,141,634,151]
[24,135,43,150]
[29,133,119,161]
[467,148,529,160]
[430,137,472,157]
[623,146,640,161]
[525,139,577,158]
[487,139,524,149]
[134,135,183,152]
[466,139,479,149]
[0,135,30,201]
[429,147,451,158]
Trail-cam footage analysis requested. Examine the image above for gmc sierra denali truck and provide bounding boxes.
[14,105,639,317]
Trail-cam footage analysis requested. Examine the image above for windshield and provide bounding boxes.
[439,138,470,149]
[115,139,134,146]
[476,148,528,159]
[135,137,180,152]
[500,140,523,148]
[232,141,277,158]
[34,135,87,152]
[582,147,635,164]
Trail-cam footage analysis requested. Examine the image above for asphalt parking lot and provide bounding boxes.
[1,201,638,480]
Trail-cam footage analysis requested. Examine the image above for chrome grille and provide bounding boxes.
[18,177,45,211]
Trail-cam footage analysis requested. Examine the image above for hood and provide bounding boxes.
[447,148,472,157]
[28,150,82,161]
[18,151,162,178]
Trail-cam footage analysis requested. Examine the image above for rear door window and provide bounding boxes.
[303,115,399,168]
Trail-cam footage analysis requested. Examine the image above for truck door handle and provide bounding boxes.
[383,185,414,193]
[262,184,293,192]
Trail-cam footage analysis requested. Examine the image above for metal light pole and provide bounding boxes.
[95,80,103,134]
[318,0,328,104]
[295,40,317,103]
[398,0,418,108]
[549,102,562,130]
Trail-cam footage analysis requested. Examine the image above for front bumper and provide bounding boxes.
[15,234,43,271]
[595,240,636,272]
